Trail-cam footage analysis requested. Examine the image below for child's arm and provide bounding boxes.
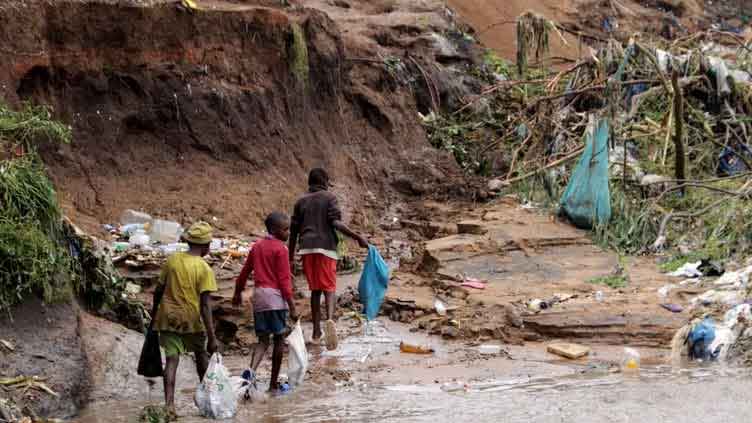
[200,292,217,354]
[328,195,368,248]
[333,220,368,249]
[232,250,254,306]
[289,203,301,268]
[278,249,298,321]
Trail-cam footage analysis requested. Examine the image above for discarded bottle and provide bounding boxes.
[595,291,604,302]
[129,229,150,248]
[149,219,182,244]
[622,347,640,374]
[400,341,434,354]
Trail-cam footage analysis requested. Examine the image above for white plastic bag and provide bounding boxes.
[286,321,308,387]
[195,353,237,419]
[231,374,266,404]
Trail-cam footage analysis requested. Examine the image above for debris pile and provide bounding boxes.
[425,11,752,259]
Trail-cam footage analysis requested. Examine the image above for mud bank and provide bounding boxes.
[0,0,471,235]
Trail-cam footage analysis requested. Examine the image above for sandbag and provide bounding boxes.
[137,328,163,378]
[358,245,390,320]
[560,118,611,229]
[286,321,308,387]
[195,353,237,419]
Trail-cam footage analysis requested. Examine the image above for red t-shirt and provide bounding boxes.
[236,236,293,311]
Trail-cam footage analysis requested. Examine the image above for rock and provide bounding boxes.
[487,178,507,192]
[483,211,505,221]
[457,220,487,235]
[546,342,590,359]
[420,234,491,272]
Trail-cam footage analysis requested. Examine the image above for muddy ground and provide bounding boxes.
[0,0,749,421]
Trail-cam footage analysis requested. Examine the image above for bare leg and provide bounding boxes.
[324,291,336,321]
[195,350,209,381]
[269,335,284,391]
[163,355,180,414]
[250,335,271,372]
[311,290,322,340]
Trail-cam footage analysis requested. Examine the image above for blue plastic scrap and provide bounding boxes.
[559,118,612,229]
[718,144,752,176]
[687,317,717,361]
[358,245,390,320]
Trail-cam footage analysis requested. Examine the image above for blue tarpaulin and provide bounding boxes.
[560,118,612,229]
[358,246,389,320]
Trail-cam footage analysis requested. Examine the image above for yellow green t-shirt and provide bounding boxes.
[154,252,217,333]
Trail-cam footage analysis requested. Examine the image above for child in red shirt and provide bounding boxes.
[233,212,298,392]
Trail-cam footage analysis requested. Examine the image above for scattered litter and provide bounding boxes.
[128,229,150,248]
[622,348,640,374]
[195,353,237,419]
[546,342,590,359]
[660,303,683,313]
[125,282,142,295]
[713,266,752,290]
[688,317,717,361]
[399,342,434,354]
[286,321,308,387]
[434,299,447,316]
[358,246,390,320]
[461,277,487,290]
[148,219,182,244]
[594,291,604,302]
[478,344,503,355]
[0,339,14,352]
[691,289,743,308]
[668,261,703,278]
[657,284,675,299]
[526,298,549,312]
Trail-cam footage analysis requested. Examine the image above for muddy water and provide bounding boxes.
[77,320,752,423]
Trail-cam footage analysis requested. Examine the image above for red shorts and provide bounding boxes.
[302,254,337,292]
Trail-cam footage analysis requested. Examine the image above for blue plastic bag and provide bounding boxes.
[560,118,611,229]
[718,144,752,176]
[688,317,717,360]
[358,246,389,320]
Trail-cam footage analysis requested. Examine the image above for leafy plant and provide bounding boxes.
[587,274,628,289]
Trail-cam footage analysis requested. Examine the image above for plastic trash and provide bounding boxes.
[159,243,189,255]
[195,353,237,419]
[129,229,150,248]
[461,277,487,290]
[688,317,717,360]
[622,347,640,374]
[112,241,130,252]
[285,321,308,387]
[121,223,146,237]
[668,261,702,278]
[210,238,223,252]
[358,245,390,320]
[527,298,548,311]
[660,303,683,313]
[718,144,752,176]
[149,219,182,244]
[232,370,265,403]
[399,342,434,354]
[137,328,162,378]
[434,299,447,316]
[120,209,152,226]
[559,118,611,229]
[478,344,502,355]
[594,291,604,302]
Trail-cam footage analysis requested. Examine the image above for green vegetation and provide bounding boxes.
[587,274,628,289]
[289,23,309,87]
[0,103,73,314]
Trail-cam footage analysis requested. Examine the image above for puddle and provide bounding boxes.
[76,319,752,423]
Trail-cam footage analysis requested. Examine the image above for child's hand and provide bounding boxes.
[289,310,299,322]
[231,291,242,307]
[357,236,369,249]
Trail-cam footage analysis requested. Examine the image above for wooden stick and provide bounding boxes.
[501,147,584,185]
